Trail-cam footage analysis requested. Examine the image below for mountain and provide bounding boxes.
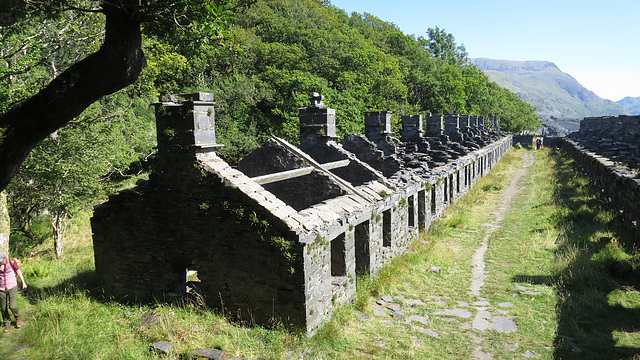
[617,97,640,114]
[471,58,628,129]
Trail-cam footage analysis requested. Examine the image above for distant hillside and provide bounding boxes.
[471,58,628,124]
[617,97,640,114]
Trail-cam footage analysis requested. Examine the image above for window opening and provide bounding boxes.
[449,174,454,201]
[383,209,392,247]
[418,190,426,230]
[443,177,448,203]
[331,233,346,277]
[355,221,370,276]
[431,187,436,214]
[408,195,415,227]
[465,166,469,186]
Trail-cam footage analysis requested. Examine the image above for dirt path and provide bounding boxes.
[468,152,536,359]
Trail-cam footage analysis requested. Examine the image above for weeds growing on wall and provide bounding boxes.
[219,200,298,274]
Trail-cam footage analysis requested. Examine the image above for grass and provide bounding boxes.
[481,149,558,358]
[548,149,640,359]
[2,147,640,359]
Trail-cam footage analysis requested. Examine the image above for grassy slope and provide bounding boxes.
[2,148,639,359]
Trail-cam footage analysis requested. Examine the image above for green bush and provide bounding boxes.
[24,263,54,279]
[10,215,52,256]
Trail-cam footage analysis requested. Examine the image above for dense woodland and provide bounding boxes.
[0,0,540,257]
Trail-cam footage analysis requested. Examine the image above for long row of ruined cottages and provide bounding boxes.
[91,92,512,336]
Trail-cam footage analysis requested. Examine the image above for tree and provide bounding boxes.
[0,1,143,192]
[1,0,540,199]
[407,60,467,114]
[10,125,111,258]
[7,93,156,258]
[423,26,468,66]
[0,0,241,192]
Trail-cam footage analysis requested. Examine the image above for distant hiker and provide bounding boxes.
[0,252,27,332]
[540,137,544,148]
[536,138,541,150]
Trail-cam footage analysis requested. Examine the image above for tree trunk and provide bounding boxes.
[52,212,66,259]
[0,1,146,191]
[0,191,9,255]
[51,208,74,260]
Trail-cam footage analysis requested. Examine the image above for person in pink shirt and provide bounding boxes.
[0,251,27,333]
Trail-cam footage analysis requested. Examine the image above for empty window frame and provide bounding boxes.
[354,221,370,275]
[431,186,436,214]
[331,233,347,277]
[383,209,392,247]
[418,190,426,230]
[408,195,415,227]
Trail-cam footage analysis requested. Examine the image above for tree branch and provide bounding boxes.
[0,1,146,191]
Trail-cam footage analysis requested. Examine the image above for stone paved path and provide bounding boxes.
[466,152,536,359]
[363,153,543,359]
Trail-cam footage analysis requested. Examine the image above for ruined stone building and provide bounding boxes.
[564,115,640,241]
[567,115,640,169]
[91,93,512,335]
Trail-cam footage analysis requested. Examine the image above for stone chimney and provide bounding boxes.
[486,117,497,129]
[425,114,444,135]
[492,116,500,130]
[401,115,423,142]
[364,111,393,141]
[580,117,596,133]
[460,115,471,130]
[153,93,222,174]
[298,92,337,146]
[444,114,460,134]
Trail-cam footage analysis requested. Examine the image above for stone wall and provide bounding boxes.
[92,92,513,336]
[561,115,640,241]
[561,138,640,239]
[567,115,640,168]
[513,135,535,148]
[513,134,564,149]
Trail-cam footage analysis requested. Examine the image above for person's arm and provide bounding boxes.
[15,269,26,289]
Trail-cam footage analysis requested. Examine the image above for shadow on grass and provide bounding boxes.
[21,269,212,315]
[518,149,640,359]
[551,233,640,359]
[512,274,556,286]
[22,269,102,305]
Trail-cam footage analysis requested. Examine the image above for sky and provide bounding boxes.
[329,0,640,102]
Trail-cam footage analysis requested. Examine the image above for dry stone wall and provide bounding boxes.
[567,115,640,168]
[92,92,512,336]
[563,115,640,240]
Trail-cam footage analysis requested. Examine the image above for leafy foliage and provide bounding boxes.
[1,0,540,256]
[7,93,156,258]
[423,26,469,66]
